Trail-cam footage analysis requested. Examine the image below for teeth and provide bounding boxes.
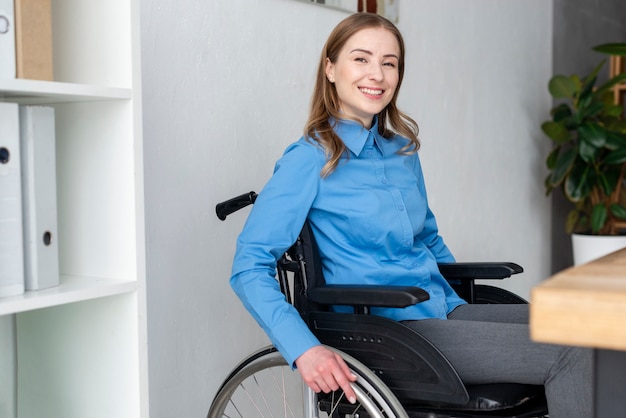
[360,87,383,95]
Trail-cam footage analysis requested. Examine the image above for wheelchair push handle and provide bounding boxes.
[216,191,258,220]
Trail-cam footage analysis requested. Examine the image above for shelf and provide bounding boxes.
[0,1,147,416]
[0,275,137,316]
[0,79,131,105]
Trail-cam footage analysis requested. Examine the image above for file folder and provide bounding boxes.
[0,0,16,78]
[0,103,25,297]
[20,105,59,290]
[15,0,53,80]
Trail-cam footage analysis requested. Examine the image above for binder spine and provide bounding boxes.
[0,0,16,78]
[20,106,59,290]
[0,103,25,297]
[14,0,53,80]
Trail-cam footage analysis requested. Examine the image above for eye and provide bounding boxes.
[383,61,397,68]
[355,57,367,63]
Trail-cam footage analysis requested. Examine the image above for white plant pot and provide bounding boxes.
[571,233,626,266]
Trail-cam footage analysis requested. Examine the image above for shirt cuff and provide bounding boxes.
[269,317,321,368]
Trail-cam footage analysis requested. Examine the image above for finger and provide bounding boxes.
[335,353,358,382]
[305,375,329,394]
[317,380,333,394]
[307,381,321,393]
[335,376,356,404]
[332,355,357,404]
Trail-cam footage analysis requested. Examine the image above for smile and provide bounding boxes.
[359,87,383,96]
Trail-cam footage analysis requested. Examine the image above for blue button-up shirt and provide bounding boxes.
[230,118,466,366]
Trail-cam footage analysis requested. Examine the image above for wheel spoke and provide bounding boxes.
[267,366,296,417]
[239,381,268,416]
[328,391,345,416]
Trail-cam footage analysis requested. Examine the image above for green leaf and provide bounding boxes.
[579,139,600,163]
[542,121,570,143]
[591,204,608,233]
[546,147,560,170]
[604,148,626,165]
[576,89,593,113]
[548,75,578,98]
[579,101,605,119]
[585,60,607,84]
[605,131,626,151]
[578,123,606,148]
[595,72,626,97]
[611,204,626,220]
[549,147,577,186]
[593,43,626,56]
[565,163,593,201]
[551,103,572,122]
[579,74,597,105]
[598,170,619,196]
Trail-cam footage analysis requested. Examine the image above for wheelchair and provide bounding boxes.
[209,192,549,418]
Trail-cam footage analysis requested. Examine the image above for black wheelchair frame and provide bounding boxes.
[210,191,548,418]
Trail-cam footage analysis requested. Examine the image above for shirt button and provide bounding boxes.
[381,178,387,184]
[398,206,404,211]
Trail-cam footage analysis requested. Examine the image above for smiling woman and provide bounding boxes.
[223,11,593,417]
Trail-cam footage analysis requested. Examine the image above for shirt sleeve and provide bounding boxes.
[419,207,455,263]
[412,153,456,263]
[230,140,323,366]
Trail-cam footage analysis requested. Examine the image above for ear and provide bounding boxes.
[325,58,335,83]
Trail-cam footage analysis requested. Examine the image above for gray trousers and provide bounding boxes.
[403,304,592,418]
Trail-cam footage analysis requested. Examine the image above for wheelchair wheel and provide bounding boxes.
[208,345,408,418]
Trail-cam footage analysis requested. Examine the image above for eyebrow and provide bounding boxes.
[349,48,399,60]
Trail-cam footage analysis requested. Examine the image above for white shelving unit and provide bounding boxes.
[0,1,147,417]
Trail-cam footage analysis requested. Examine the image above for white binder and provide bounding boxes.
[20,105,59,290]
[0,0,16,78]
[0,102,24,297]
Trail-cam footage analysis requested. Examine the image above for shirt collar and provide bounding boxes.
[333,117,388,157]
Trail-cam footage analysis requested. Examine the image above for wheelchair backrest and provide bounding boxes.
[280,219,330,315]
[215,191,326,314]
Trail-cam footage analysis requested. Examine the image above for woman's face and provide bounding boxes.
[325,27,400,129]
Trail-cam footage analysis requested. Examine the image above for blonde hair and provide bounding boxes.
[304,12,419,177]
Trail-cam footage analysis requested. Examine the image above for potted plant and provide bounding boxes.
[542,43,626,264]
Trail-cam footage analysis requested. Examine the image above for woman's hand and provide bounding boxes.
[295,345,358,404]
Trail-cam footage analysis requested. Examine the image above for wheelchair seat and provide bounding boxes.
[211,192,548,418]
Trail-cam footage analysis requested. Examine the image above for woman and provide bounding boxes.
[230,12,591,417]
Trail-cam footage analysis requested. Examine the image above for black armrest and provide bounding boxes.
[438,262,523,280]
[306,285,429,308]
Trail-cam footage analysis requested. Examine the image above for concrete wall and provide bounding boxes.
[140,1,553,416]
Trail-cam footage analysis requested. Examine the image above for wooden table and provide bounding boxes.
[530,247,626,417]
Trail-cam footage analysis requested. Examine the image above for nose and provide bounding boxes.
[368,62,384,81]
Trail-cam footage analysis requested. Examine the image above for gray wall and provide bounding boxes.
[551,0,626,272]
[140,1,553,416]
